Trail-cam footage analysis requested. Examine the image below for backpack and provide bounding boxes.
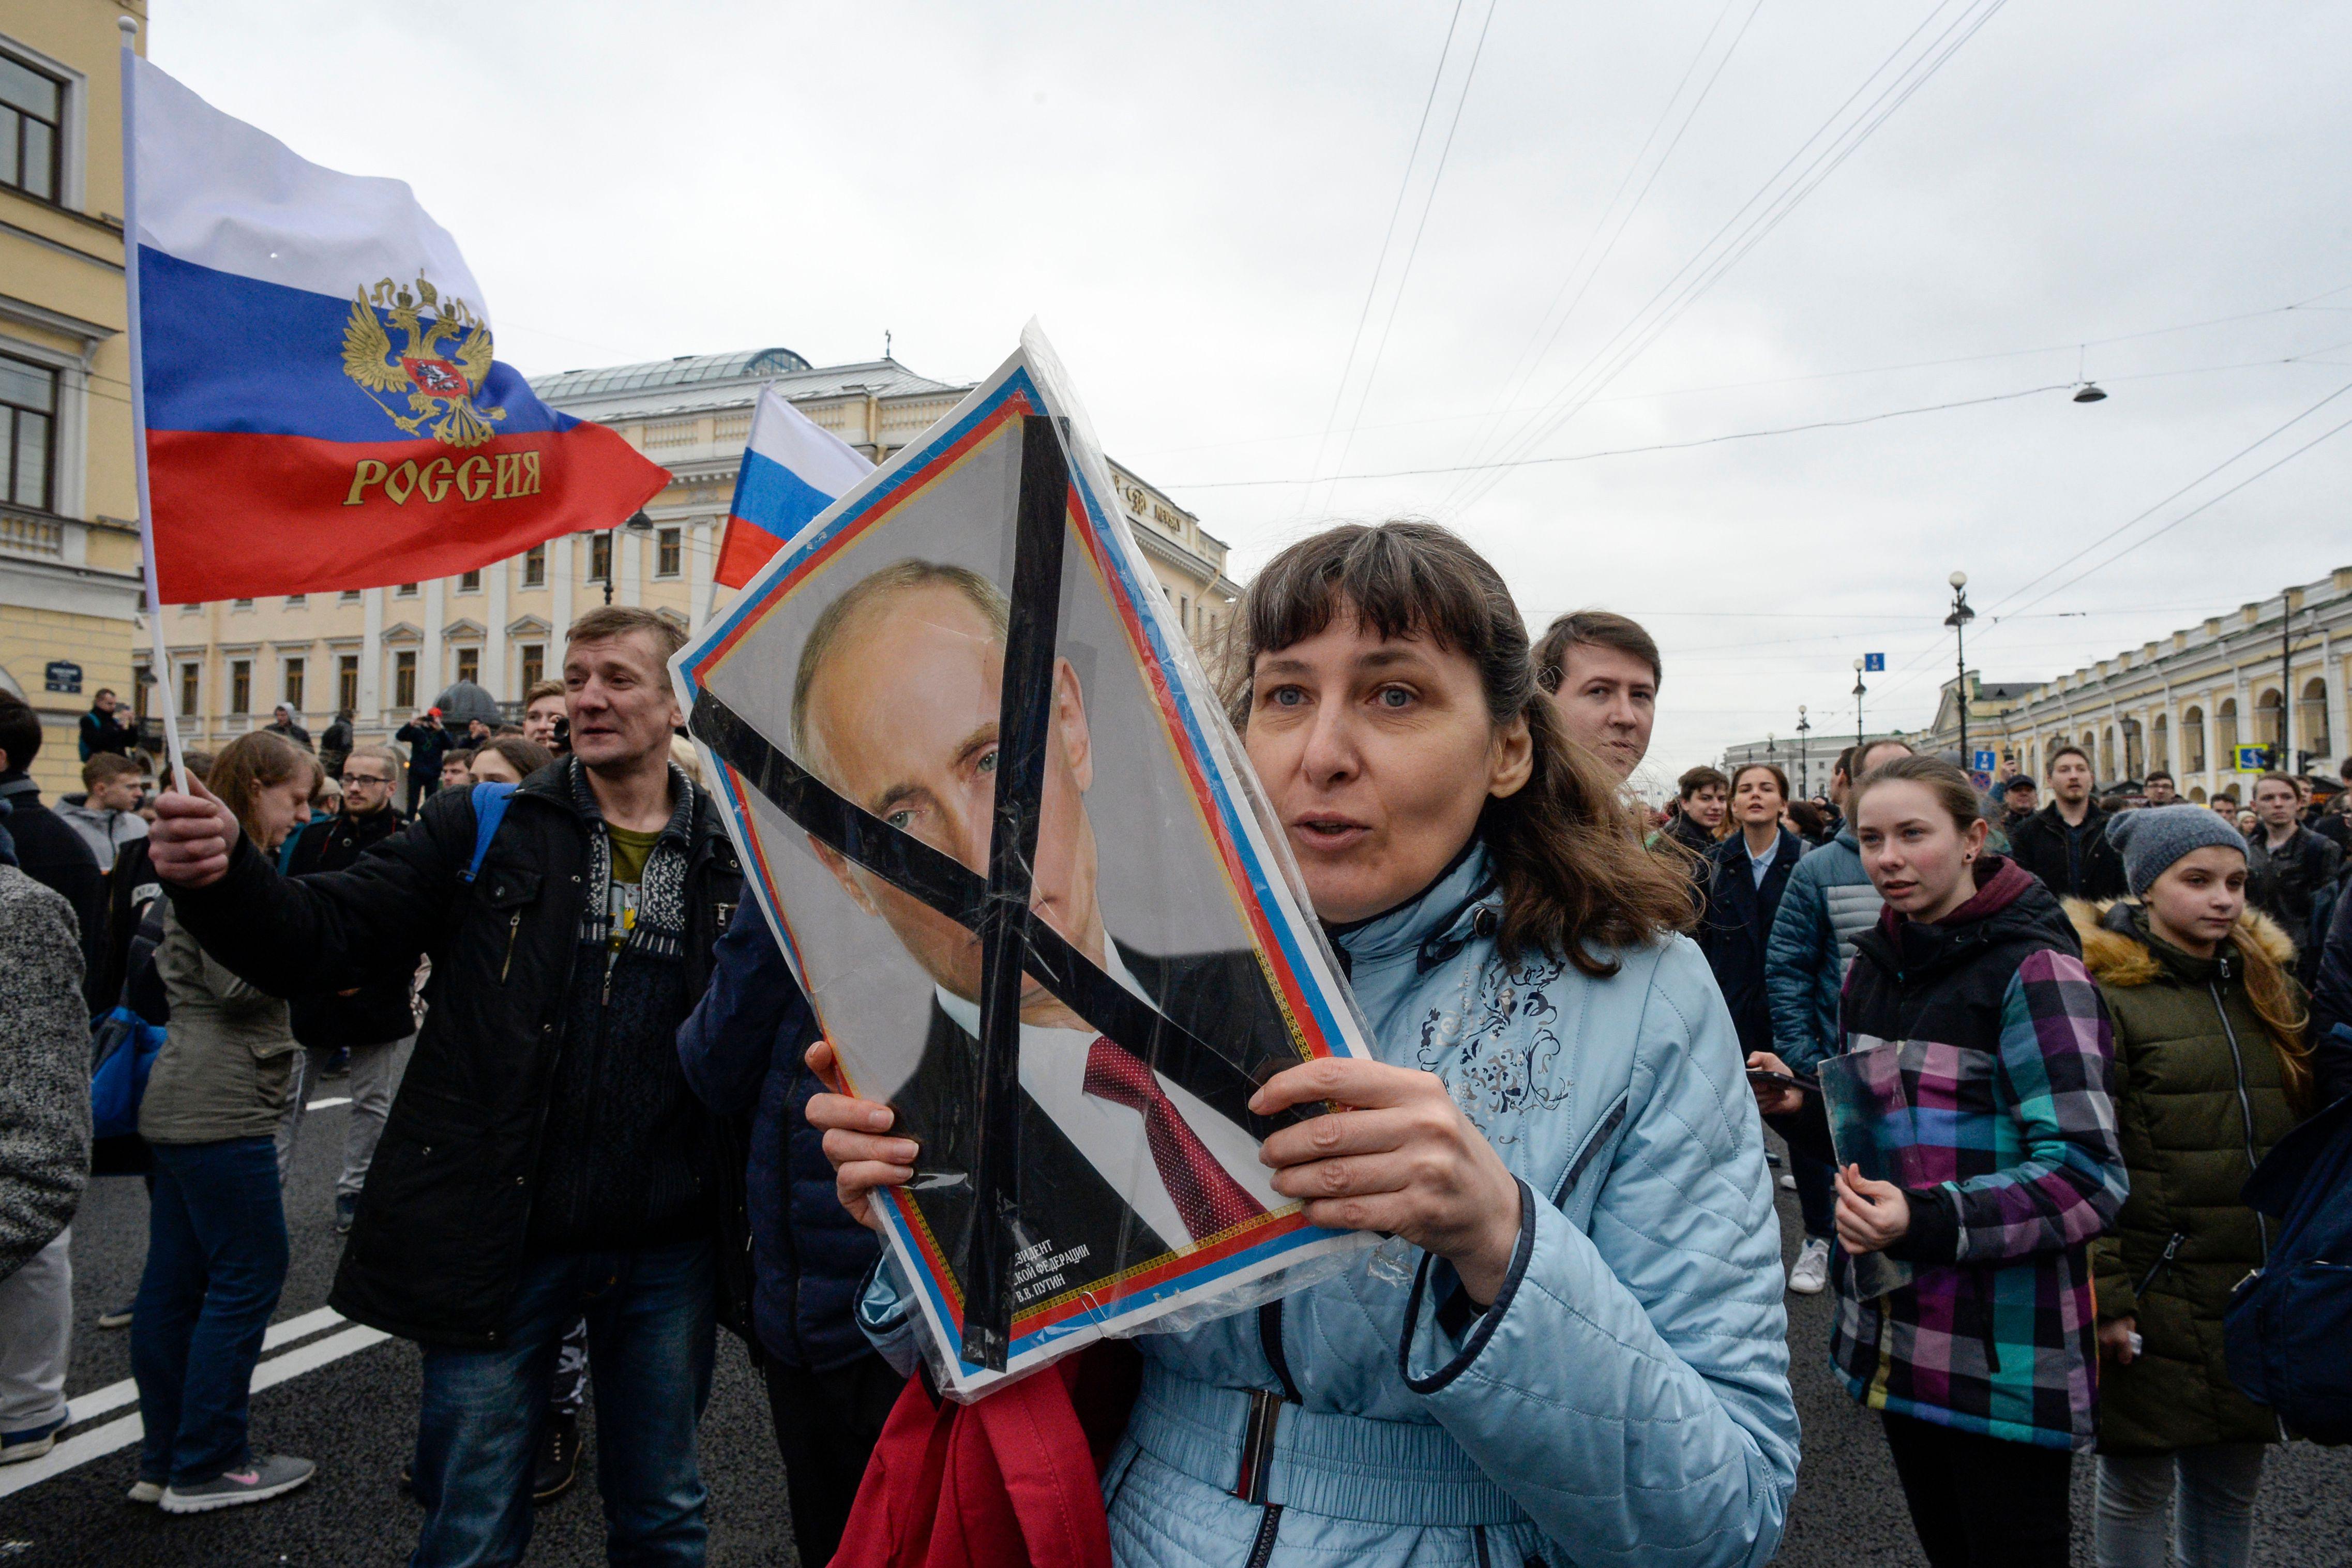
[2224,1091,2352,1443]
[461,780,515,884]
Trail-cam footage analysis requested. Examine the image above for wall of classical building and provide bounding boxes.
[143,348,1243,753]
[1917,565,2352,802]
[0,1,147,796]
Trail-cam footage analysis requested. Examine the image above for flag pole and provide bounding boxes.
[117,17,187,793]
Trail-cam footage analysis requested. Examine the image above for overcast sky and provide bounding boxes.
[156,2,2352,792]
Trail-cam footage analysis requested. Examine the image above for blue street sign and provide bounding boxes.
[1863,653,1884,672]
[1973,750,1997,773]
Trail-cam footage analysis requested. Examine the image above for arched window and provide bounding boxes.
[2189,785,2206,803]
[2122,717,2144,779]
[2102,727,2117,781]
[2301,677,2330,757]
[2151,714,2169,773]
[2217,698,2238,756]
[2182,706,2205,772]
[2255,688,2284,749]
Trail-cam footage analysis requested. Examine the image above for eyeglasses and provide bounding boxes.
[339,772,393,786]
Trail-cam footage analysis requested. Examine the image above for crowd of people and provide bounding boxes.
[0,524,2348,1567]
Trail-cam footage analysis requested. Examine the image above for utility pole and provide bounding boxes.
[2281,600,2293,771]
[1853,658,1866,749]
[1946,570,1976,770]
[1797,705,1811,798]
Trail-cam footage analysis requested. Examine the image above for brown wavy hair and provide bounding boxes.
[2234,925,2315,1105]
[1223,521,1695,975]
[207,731,314,845]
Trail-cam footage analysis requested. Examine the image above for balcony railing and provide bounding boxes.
[0,506,67,561]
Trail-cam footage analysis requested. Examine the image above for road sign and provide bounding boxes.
[1863,653,1885,672]
[2233,745,2272,772]
[1973,749,1997,773]
[43,660,81,694]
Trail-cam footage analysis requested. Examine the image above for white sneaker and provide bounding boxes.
[1788,1237,1832,1295]
[1778,1173,1798,1192]
[127,1479,165,1504]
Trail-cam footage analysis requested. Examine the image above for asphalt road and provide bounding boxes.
[3,1112,2346,1565]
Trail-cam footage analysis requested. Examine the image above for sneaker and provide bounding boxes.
[1788,1237,1832,1296]
[0,1418,63,1465]
[1778,1173,1798,1192]
[532,1411,582,1505]
[127,1479,165,1504]
[97,1302,135,1330]
[158,1454,315,1513]
[321,1048,351,1079]
[335,1194,358,1234]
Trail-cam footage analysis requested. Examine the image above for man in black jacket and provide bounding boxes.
[0,692,104,1008]
[394,708,450,819]
[79,688,137,761]
[276,745,415,1232]
[148,607,741,1566]
[2247,772,2343,981]
[2006,743,2127,901]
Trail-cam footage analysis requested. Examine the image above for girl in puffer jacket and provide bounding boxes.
[1811,755,2128,1568]
[2071,805,2312,1568]
[813,522,1800,1567]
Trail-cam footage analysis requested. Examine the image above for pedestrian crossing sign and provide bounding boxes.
[2233,745,2271,772]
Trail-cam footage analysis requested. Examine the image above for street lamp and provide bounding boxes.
[1796,705,1811,799]
[1853,657,1866,749]
[602,510,656,607]
[1944,569,1975,769]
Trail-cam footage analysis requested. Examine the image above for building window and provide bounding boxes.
[0,52,63,203]
[588,533,612,584]
[233,597,254,610]
[338,653,359,713]
[459,569,481,592]
[0,352,56,510]
[2216,699,2238,757]
[519,643,544,692]
[2255,690,2283,750]
[2182,705,2205,772]
[179,661,200,718]
[2302,677,2330,757]
[230,659,251,715]
[523,544,546,587]
[656,527,682,579]
[393,650,417,709]
[285,594,306,608]
[340,589,361,604]
[455,646,480,687]
[396,581,418,597]
[283,656,305,713]
[2150,715,2168,774]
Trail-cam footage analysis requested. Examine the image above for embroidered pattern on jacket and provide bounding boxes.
[1418,953,1570,1144]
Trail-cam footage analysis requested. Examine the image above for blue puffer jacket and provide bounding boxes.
[1762,828,1884,1077]
[678,898,879,1370]
[862,847,1798,1567]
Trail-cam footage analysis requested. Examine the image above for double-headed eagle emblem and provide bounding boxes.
[340,274,506,448]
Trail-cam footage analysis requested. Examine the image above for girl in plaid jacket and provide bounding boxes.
[1824,756,2129,1568]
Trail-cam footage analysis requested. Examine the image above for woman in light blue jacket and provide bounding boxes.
[813,522,1798,1567]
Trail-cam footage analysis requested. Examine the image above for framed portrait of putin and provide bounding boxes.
[676,328,1376,1398]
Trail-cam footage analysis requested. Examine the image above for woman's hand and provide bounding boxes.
[2099,1316,2139,1365]
[1745,1051,1805,1118]
[804,1038,915,1234]
[1833,1164,1911,1254]
[1253,1057,1522,1305]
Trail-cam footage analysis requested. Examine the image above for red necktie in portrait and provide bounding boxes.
[1082,1037,1268,1243]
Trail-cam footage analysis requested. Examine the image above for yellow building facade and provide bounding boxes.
[0,0,146,796]
[154,348,1243,751]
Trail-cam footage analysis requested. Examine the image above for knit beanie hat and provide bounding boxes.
[2105,806,2247,897]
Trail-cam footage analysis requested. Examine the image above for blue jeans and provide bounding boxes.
[131,1137,290,1485]
[410,1238,716,1568]
[1766,1112,1838,1240]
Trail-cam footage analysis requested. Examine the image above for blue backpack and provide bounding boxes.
[2225,1091,2352,1443]
[461,780,516,884]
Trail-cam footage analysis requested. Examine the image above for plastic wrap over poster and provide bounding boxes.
[673,324,1377,1399]
[1818,1036,1917,1302]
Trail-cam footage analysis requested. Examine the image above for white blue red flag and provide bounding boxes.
[713,386,873,589]
[125,57,668,604]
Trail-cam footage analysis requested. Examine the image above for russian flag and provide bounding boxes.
[125,57,669,604]
[713,386,873,589]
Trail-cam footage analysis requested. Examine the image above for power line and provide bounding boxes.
[1294,1,1473,517]
[1453,0,1764,483]
[1317,0,1501,511]
[1440,0,2010,517]
[1167,380,2067,489]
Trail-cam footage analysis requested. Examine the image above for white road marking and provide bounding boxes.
[59,1307,348,1430]
[306,1096,352,1111]
[0,1318,389,1499]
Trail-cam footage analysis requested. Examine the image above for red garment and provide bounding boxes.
[831,1340,1141,1568]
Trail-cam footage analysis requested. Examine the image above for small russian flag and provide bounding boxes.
[713,387,874,590]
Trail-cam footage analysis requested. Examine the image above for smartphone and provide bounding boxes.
[1745,1067,1820,1094]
